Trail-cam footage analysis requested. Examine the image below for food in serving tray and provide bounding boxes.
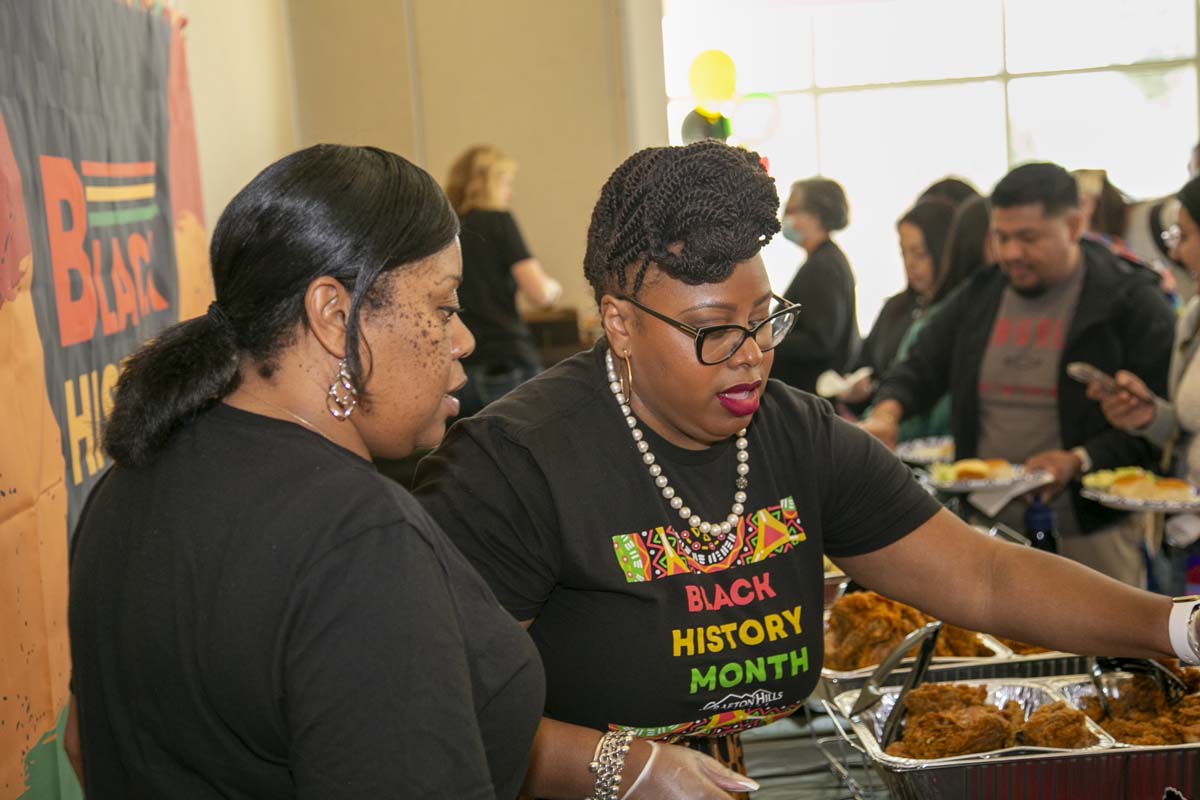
[824,592,990,670]
[1080,661,1200,745]
[929,458,1016,484]
[884,684,1097,758]
[992,636,1050,656]
[1082,467,1197,502]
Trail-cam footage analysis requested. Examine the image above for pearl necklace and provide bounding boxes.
[606,349,749,536]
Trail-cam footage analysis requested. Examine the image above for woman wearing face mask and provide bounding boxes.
[1087,175,1200,589]
[770,177,861,394]
[415,141,1184,800]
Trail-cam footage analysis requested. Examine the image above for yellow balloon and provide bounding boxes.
[688,50,736,113]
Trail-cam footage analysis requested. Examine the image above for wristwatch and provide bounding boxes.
[1169,596,1200,665]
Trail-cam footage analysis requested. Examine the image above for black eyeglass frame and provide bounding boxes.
[616,292,801,365]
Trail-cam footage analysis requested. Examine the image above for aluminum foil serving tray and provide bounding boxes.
[833,679,1119,800]
[819,648,1090,703]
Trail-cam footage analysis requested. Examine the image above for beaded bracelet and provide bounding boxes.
[588,730,635,800]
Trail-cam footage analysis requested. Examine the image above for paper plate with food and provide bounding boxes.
[928,458,1031,493]
[895,435,955,466]
[1081,467,1200,512]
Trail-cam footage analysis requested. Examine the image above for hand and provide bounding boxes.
[1024,449,1083,501]
[1086,370,1156,430]
[838,374,873,405]
[624,742,759,800]
[859,401,902,451]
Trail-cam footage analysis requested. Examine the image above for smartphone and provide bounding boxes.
[1066,361,1117,392]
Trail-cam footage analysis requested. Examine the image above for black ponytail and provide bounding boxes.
[104,312,241,466]
[103,144,459,467]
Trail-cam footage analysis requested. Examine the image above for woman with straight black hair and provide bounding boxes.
[64,144,544,800]
[841,199,955,408]
[878,195,994,441]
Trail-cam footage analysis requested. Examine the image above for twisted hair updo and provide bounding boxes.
[584,140,781,302]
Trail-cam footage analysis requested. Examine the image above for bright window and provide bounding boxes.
[662,0,1199,329]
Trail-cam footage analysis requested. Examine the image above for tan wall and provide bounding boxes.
[412,0,630,315]
[288,0,636,316]
[175,0,300,231]
[288,0,418,159]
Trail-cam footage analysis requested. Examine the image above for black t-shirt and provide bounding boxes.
[859,288,923,379]
[772,239,861,393]
[68,404,543,800]
[414,343,940,739]
[459,209,540,370]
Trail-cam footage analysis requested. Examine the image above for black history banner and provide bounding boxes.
[0,2,211,796]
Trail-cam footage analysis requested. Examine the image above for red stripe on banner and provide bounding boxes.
[80,161,155,178]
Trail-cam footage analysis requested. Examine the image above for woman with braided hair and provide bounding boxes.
[416,141,1183,798]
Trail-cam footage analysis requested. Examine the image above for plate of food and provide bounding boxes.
[1081,467,1200,512]
[895,435,955,466]
[928,458,1031,493]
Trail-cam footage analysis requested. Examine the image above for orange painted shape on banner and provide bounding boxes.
[89,239,119,335]
[167,16,212,323]
[132,231,169,313]
[107,237,140,331]
[40,156,95,348]
[79,160,154,178]
[0,111,70,798]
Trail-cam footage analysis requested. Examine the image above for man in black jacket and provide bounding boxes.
[862,162,1175,586]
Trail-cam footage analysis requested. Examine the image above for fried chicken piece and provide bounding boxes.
[940,624,991,658]
[886,705,1016,759]
[1020,701,1097,749]
[1116,675,1170,719]
[1174,696,1200,743]
[1081,678,1194,745]
[825,592,933,671]
[1158,659,1200,695]
[1097,716,1182,746]
[824,592,987,670]
[1002,699,1026,731]
[902,683,987,717]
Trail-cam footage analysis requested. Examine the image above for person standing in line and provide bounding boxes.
[771,177,860,394]
[446,145,562,417]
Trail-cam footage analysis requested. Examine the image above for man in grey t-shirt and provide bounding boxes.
[865,162,1175,586]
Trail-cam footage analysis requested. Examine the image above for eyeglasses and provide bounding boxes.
[617,293,801,365]
[1162,224,1182,250]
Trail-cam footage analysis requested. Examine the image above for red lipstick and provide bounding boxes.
[716,382,762,417]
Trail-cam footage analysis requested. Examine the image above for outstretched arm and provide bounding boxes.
[835,508,1172,658]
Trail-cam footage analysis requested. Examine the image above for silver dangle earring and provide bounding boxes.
[326,359,359,420]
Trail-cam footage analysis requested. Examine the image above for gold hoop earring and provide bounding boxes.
[622,349,634,400]
[326,358,359,420]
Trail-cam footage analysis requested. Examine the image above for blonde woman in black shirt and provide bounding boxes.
[446,145,562,416]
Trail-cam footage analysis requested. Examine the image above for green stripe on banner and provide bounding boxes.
[87,202,159,227]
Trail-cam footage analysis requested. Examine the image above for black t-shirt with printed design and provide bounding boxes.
[415,342,941,738]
